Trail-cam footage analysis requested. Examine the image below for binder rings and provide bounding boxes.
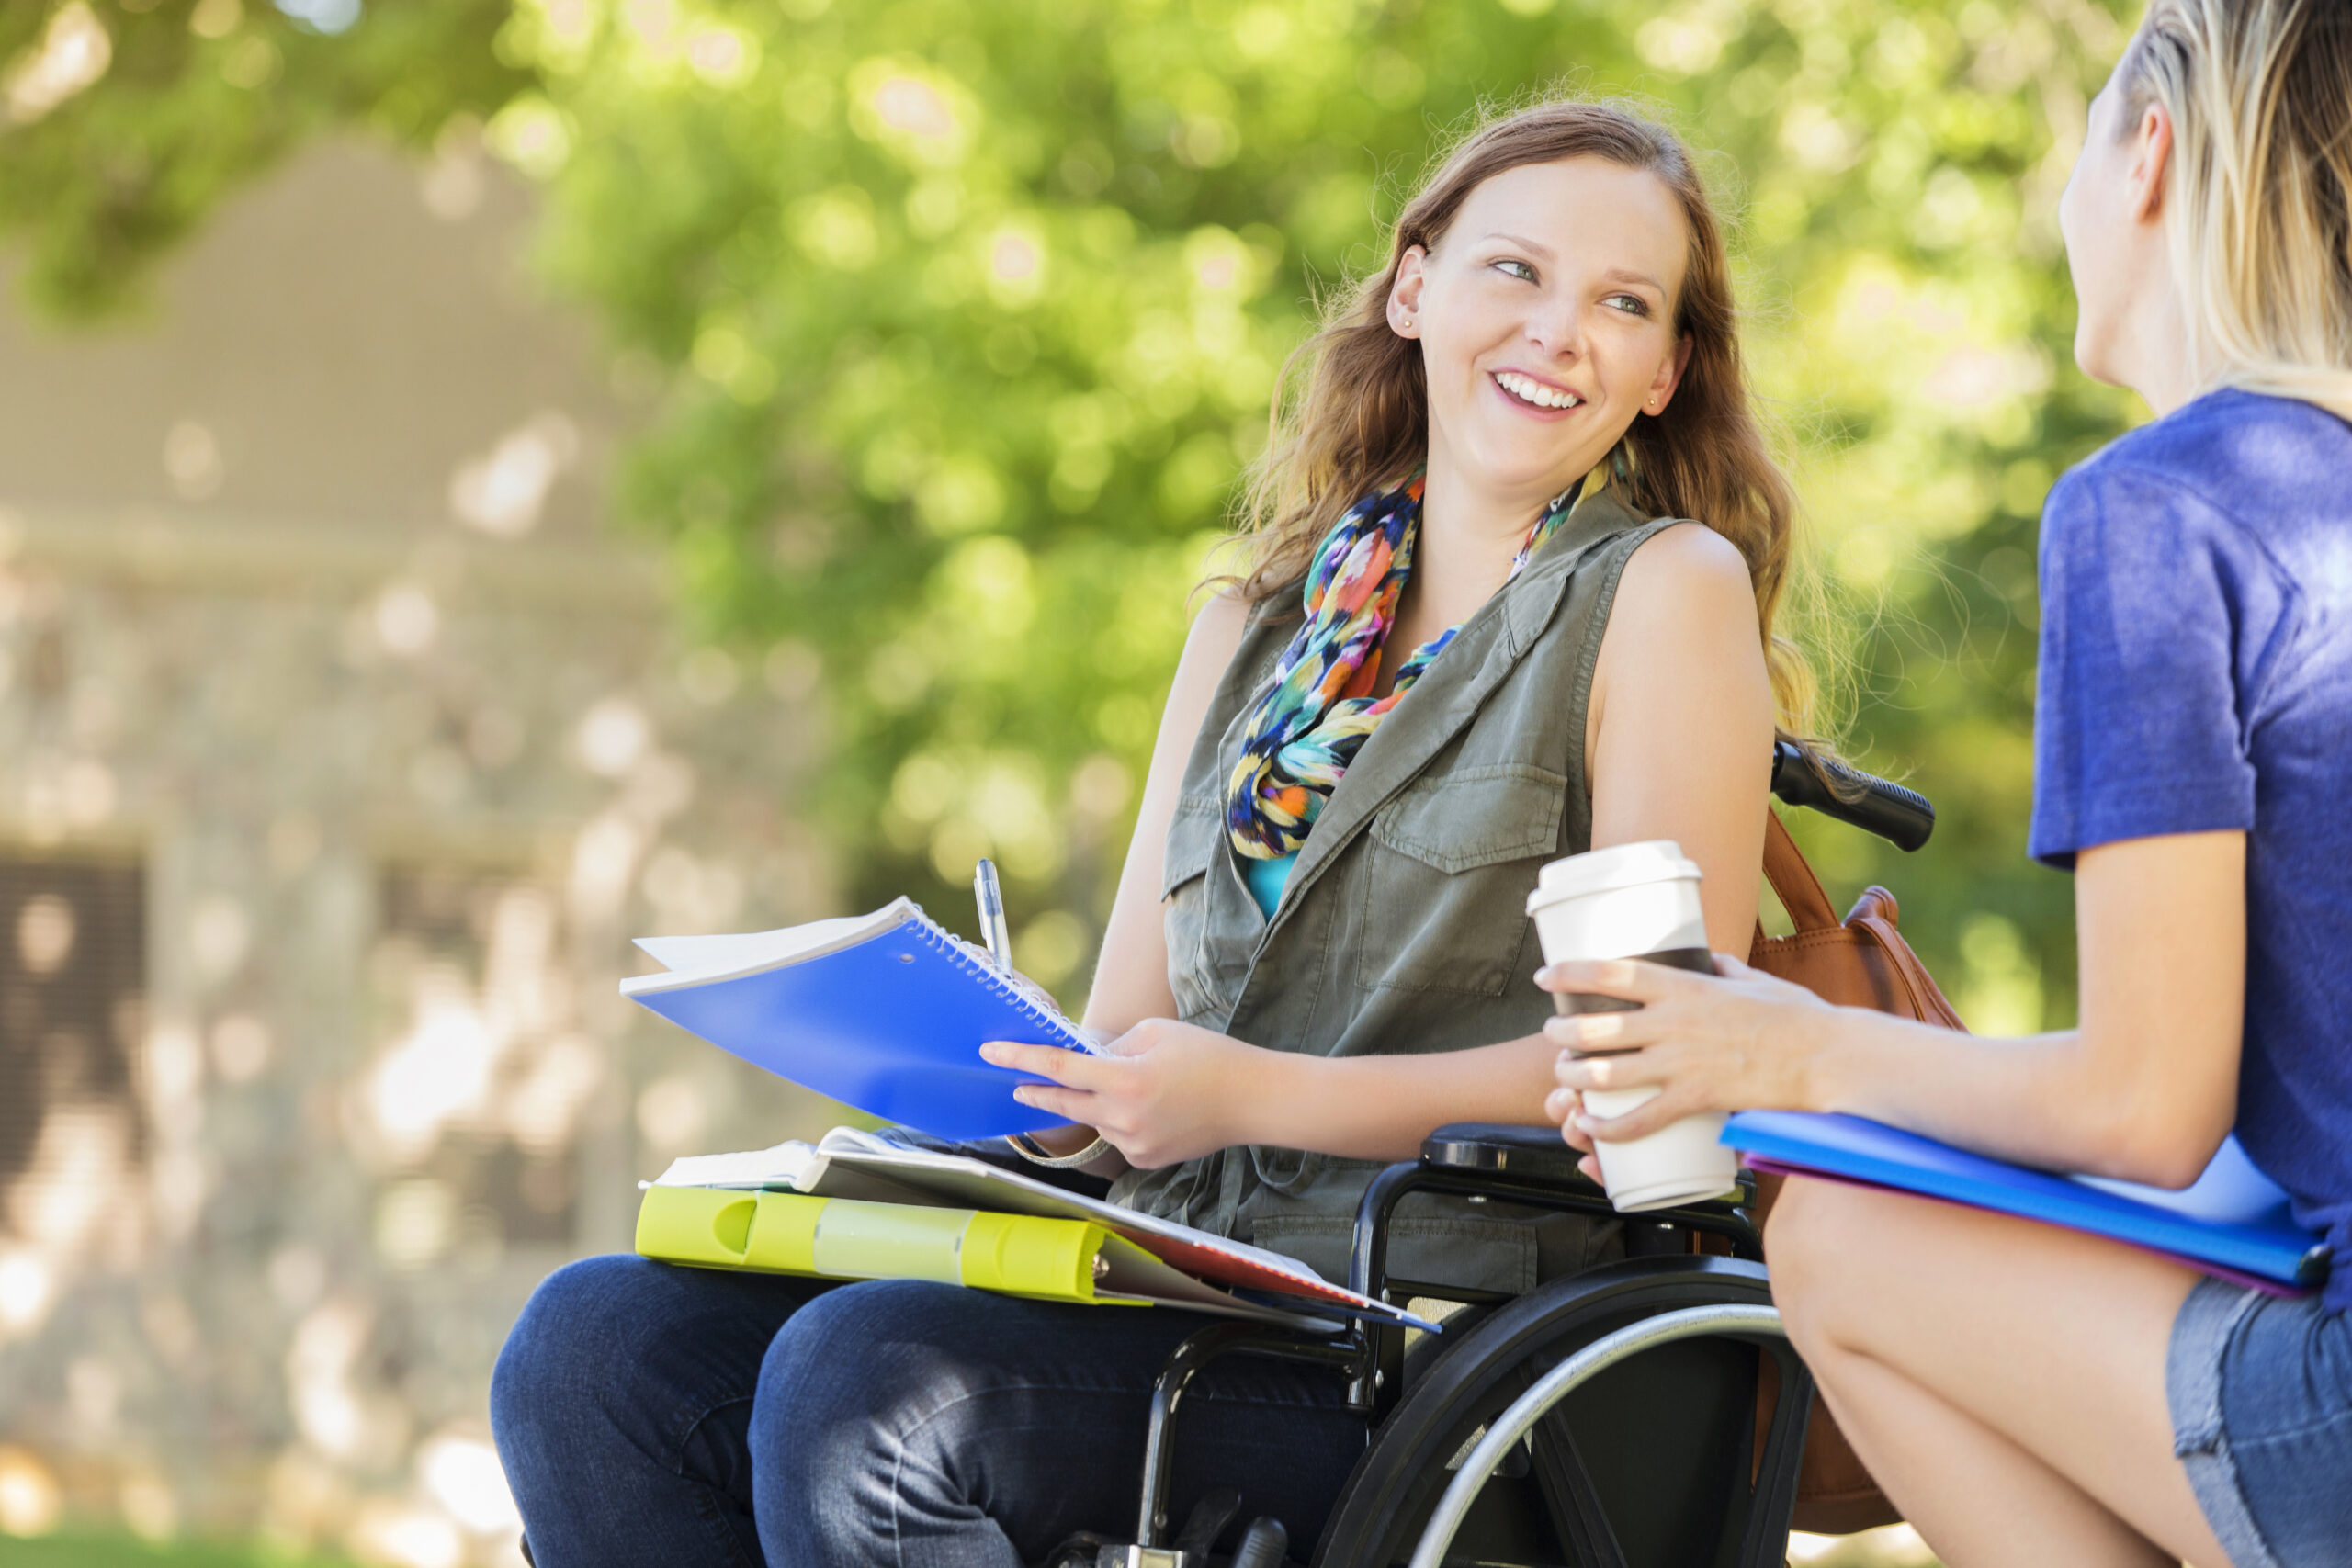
[623,900,1093,1140]
[1723,1111,2330,1292]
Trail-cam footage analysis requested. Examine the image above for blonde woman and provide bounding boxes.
[497,99,1812,1565]
[1540,5,2352,1564]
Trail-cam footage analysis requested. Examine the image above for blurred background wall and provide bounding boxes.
[0,135,841,1564]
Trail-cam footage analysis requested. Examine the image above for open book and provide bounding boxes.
[645,1126,1438,1330]
[624,900,1097,1140]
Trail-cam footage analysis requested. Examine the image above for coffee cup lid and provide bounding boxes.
[1530,840,1702,905]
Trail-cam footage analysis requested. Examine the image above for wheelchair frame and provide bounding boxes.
[1110,1125,1813,1568]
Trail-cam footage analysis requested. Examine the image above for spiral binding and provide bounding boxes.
[898,904,1089,1049]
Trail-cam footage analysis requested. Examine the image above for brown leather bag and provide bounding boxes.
[1745,809,1966,1536]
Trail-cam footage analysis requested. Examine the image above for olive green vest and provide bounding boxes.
[1110,487,1678,1294]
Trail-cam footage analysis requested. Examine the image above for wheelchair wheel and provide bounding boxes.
[1314,1257,1799,1568]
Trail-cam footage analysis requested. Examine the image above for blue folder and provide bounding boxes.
[1723,1111,2330,1292]
[624,899,1089,1141]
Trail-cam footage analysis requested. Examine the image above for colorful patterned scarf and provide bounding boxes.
[1225,474,1579,861]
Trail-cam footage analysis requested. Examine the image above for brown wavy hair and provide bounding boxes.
[1232,96,1823,739]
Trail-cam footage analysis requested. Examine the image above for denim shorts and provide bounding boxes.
[2167,1275,2352,1568]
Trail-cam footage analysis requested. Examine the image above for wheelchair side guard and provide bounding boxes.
[1132,1322,1363,1551]
[1312,1257,1807,1568]
[1349,1137,1763,1415]
[1403,1301,1809,1568]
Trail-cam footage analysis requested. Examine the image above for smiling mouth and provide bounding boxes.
[1491,370,1584,411]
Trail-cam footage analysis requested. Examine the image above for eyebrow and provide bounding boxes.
[1483,231,1556,261]
[1599,267,1667,294]
[1478,233,1666,294]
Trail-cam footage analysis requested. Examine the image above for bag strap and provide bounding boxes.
[1762,809,1838,933]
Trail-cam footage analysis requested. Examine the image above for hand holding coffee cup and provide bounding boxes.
[1525,840,1741,1212]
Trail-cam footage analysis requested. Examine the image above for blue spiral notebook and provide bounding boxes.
[1723,1111,2330,1293]
[623,900,1091,1141]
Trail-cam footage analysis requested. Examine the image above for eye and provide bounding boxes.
[1492,258,1536,283]
[1604,292,1652,317]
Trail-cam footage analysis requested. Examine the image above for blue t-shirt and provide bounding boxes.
[2029,389,2352,1309]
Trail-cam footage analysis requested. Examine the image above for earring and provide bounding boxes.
[1401,317,1413,330]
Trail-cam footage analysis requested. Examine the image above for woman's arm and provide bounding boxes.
[1007,590,1247,1166]
[1546,828,2246,1188]
[1079,589,1250,1038]
[996,523,1776,1167]
[1585,522,1775,952]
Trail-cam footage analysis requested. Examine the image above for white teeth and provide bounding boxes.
[1494,371,1581,410]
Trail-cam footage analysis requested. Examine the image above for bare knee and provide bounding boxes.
[1764,1176,1913,1359]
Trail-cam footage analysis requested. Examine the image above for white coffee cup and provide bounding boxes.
[1525,840,1740,1213]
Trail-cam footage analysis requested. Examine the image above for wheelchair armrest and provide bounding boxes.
[1421,1122,1602,1195]
[1420,1122,1759,1214]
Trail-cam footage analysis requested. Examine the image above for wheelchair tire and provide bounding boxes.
[1314,1257,1792,1568]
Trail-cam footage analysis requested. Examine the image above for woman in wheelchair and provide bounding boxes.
[493,97,1824,1567]
[1542,4,2352,1565]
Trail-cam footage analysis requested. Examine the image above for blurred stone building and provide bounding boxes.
[0,137,838,1564]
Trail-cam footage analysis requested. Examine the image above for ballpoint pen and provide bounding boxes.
[972,858,1014,973]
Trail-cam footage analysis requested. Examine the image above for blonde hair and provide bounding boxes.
[1231,98,1824,741]
[2119,0,2352,419]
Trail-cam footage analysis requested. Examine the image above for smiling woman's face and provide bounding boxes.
[1390,158,1691,508]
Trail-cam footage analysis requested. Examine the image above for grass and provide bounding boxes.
[0,1536,350,1568]
[1792,1523,1943,1566]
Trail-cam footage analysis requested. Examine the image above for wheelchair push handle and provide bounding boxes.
[1770,739,1935,852]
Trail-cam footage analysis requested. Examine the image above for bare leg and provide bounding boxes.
[1767,1178,2233,1568]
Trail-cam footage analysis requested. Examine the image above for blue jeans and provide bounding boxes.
[490,1256,1368,1568]
[2168,1276,2352,1568]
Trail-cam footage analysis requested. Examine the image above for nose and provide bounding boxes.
[1524,290,1586,363]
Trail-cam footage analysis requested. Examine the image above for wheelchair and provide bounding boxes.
[1078,748,1937,1568]
[1067,1124,1797,1568]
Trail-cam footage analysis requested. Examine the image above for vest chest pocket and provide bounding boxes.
[1159,800,1232,1025]
[1354,764,1566,997]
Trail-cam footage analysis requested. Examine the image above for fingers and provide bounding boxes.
[1574,1087,1690,1144]
[1552,1045,1686,1141]
[1010,1083,1093,1121]
[979,1040,1114,1089]
[1533,956,1694,1004]
[1541,1010,1661,1055]
[1549,1070,1683,1164]
[1092,1021,1157,1059]
[1544,1087,1596,1153]
[1550,1047,1666,1095]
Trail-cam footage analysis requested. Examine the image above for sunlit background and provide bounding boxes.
[0,0,2149,1562]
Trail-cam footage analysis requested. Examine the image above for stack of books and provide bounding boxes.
[638,1126,1433,1330]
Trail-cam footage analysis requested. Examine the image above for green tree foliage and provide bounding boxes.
[6,0,2145,1021]
[0,0,526,316]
